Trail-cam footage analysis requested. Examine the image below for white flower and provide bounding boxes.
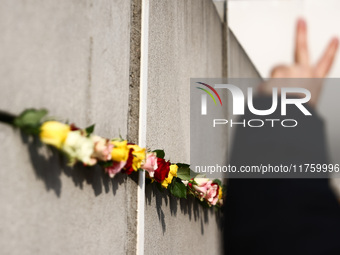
[62,131,96,166]
[182,180,189,186]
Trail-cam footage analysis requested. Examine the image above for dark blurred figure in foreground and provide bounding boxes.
[224,19,340,255]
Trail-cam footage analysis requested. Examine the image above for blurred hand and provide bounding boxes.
[259,18,339,106]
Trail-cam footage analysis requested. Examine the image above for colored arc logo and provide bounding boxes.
[196,82,222,106]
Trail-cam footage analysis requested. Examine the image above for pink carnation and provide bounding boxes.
[141,152,158,177]
[105,161,126,178]
[205,183,219,206]
[193,178,220,205]
[91,136,113,161]
[193,178,211,199]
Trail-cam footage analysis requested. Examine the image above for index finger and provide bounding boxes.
[294,18,310,65]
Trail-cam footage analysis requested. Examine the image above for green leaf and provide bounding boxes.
[169,178,187,198]
[176,164,198,180]
[14,109,48,135]
[98,160,113,168]
[111,137,125,142]
[155,182,164,193]
[176,165,191,180]
[153,149,165,159]
[212,179,222,186]
[176,163,190,168]
[145,178,152,185]
[222,185,227,195]
[198,199,210,208]
[194,174,206,179]
[85,124,95,136]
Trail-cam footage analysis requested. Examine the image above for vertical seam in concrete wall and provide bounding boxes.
[137,0,149,254]
[226,0,232,161]
[86,36,94,125]
[222,0,228,78]
[222,0,232,162]
[127,0,142,254]
[127,0,142,145]
[225,0,230,78]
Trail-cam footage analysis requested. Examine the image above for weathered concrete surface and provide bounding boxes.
[228,30,262,78]
[127,0,142,145]
[0,1,136,254]
[145,0,224,254]
[225,30,262,154]
[0,0,264,254]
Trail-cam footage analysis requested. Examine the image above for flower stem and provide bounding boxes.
[0,111,16,126]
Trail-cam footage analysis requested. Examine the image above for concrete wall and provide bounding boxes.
[0,1,261,255]
[228,30,261,78]
[225,30,262,152]
[0,1,136,254]
[145,1,223,254]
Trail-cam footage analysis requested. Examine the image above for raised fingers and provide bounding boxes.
[315,37,339,78]
[294,19,310,65]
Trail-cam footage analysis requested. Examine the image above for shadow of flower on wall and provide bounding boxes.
[145,182,223,235]
[19,130,222,235]
[21,132,130,198]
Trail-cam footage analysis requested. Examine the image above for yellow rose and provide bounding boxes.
[218,186,223,200]
[161,164,178,188]
[40,121,70,149]
[110,140,130,162]
[127,144,146,171]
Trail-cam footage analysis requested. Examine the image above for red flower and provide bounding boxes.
[123,148,134,175]
[70,123,80,131]
[154,158,171,183]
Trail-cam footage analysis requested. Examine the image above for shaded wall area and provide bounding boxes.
[228,30,261,78]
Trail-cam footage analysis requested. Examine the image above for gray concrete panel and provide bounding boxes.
[228,30,261,78]
[145,0,223,254]
[0,1,135,254]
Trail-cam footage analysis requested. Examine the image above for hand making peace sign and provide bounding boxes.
[259,18,339,106]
